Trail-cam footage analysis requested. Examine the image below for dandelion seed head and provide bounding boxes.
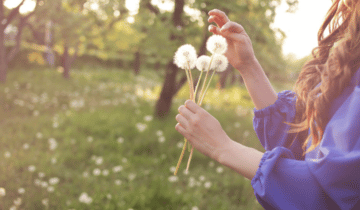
[216,166,224,173]
[135,123,147,132]
[128,173,136,181]
[206,34,228,54]
[144,115,153,122]
[211,54,228,72]
[156,130,163,136]
[23,143,29,150]
[196,55,211,72]
[174,44,197,70]
[199,175,205,182]
[41,181,48,188]
[42,198,49,206]
[158,136,165,143]
[117,137,124,143]
[38,172,45,178]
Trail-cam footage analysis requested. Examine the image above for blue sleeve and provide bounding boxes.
[253,90,304,159]
[251,84,360,210]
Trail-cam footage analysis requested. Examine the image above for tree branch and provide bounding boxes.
[3,0,25,28]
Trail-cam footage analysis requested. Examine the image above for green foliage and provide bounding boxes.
[0,68,264,209]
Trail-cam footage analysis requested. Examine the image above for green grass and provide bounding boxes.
[0,68,264,209]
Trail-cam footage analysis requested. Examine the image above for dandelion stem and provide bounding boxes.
[184,67,193,100]
[194,69,204,102]
[188,67,195,101]
[199,69,217,106]
[174,138,188,175]
[186,146,195,172]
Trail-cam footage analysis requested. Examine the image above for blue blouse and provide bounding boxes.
[251,67,360,210]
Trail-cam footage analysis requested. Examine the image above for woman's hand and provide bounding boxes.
[175,100,232,161]
[208,9,257,74]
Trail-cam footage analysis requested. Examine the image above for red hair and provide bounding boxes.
[288,0,360,155]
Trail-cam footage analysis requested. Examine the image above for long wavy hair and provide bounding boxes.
[288,0,360,155]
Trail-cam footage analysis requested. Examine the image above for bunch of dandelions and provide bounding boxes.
[173,35,228,176]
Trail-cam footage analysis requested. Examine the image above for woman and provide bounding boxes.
[175,0,360,209]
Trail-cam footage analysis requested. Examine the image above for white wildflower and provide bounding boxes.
[42,198,49,206]
[169,166,176,173]
[204,181,212,189]
[158,136,165,143]
[177,141,184,148]
[0,187,5,197]
[112,165,123,173]
[38,172,45,178]
[79,192,93,204]
[128,173,136,181]
[4,151,11,158]
[196,55,211,71]
[216,166,224,173]
[28,165,36,172]
[168,175,179,183]
[51,157,57,164]
[191,206,199,210]
[199,175,205,182]
[23,143,29,150]
[136,123,147,132]
[174,44,197,70]
[9,206,16,210]
[87,136,93,142]
[144,115,153,122]
[211,54,228,72]
[41,181,48,188]
[93,168,101,176]
[34,179,41,186]
[14,197,22,206]
[156,130,163,136]
[18,188,25,194]
[115,179,122,185]
[117,137,124,143]
[206,34,228,54]
[102,169,109,176]
[95,157,103,165]
[82,171,89,178]
[36,132,43,139]
[49,177,59,185]
[106,194,112,199]
[47,186,54,192]
[48,138,58,151]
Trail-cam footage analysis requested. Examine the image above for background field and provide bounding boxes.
[0,68,294,210]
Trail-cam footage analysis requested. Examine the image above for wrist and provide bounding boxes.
[236,57,262,80]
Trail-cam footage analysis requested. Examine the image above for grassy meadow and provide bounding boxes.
[0,67,292,210]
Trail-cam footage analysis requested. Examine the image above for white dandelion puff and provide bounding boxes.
[102,169,109,176]
[211,54,228,72]
[204,181,212,189]
[216,166,224,173]
[174,44,197,70]
[115,179,122,185]
[93,168,101,176]
[4,151,11,158]
[112,165,123,173]
[196,55,211,72]
[206,34,228,55]
[168,175,179,183]
[14,197,22,206]
[47,186,54,193]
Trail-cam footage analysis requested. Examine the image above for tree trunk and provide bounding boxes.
[0,30,6,83]
[154,62,178,118]
[133,50,140,75]
[62,44,70,79]
[0,2,7,83]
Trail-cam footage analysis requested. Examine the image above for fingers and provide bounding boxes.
[220,21,244,34]
[185,100,200,113]
[208,9,230,27]
[178,105,194,120]
[176,114,189,129]
[175,123,187,136]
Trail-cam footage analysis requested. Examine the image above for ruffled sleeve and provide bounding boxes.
[253,90,304,159]
[251,78,360,210]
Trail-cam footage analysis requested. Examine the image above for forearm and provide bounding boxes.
[238,59,278,110]
[217,139,263,181]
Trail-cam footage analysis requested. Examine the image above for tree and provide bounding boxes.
[0,0,40,83]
